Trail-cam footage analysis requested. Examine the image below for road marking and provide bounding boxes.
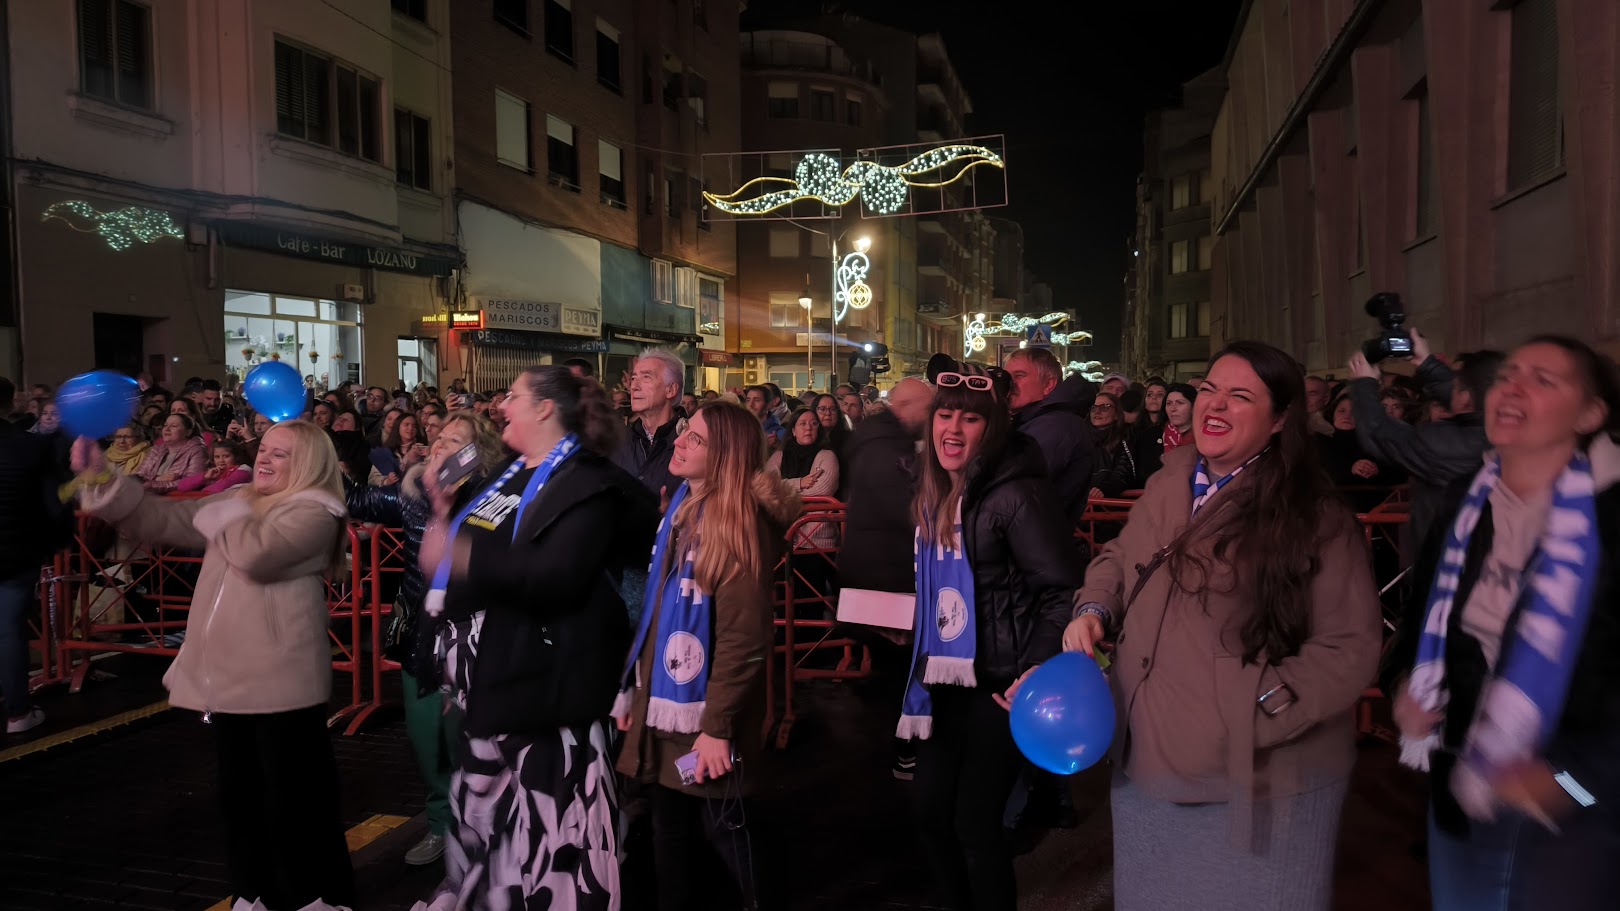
[203,814,413,910]
[0,700,170,764]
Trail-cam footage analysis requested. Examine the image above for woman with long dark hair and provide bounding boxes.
[901,371,1082,911]
[813,392,852,452]
[1089,392,1143,497]
[1065,340,1381,911]
[614,401,801,911]
[767,406,840,551]
[420,366,658,910]
[1391,336,1620,910]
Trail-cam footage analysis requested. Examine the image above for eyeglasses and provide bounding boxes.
[814,405,838,413]
[1090,404,1116,415]
[936,372,996,398]
[113,434,136,441]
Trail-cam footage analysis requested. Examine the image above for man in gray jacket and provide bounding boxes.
[1005,348,1097,530]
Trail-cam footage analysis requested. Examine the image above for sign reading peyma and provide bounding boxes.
[699,135,1008,221]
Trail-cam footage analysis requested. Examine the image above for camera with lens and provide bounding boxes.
[1361,292,1414,364]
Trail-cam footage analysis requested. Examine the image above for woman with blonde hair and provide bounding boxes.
[69,419,354,910]
[614,401,801,911]
[419,366,658,910]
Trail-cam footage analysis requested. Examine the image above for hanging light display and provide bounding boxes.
[42,200,185,251]
[963,312,1093,358]
[703,144,1004,217]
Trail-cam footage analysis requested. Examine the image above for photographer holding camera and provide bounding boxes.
[1345,294,1502,555]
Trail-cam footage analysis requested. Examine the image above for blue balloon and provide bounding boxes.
[1008,651,1116,775]
[242,361,308,423]
[56,370,139,440]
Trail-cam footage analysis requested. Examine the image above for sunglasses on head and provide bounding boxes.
[935,372,996,398]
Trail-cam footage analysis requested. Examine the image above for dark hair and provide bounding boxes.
[1521,335,1620,443]
[562,357,595,377]
[1091,391,1128,450]
[328,430,372,481]
[1174,340,1339,665]
[520,366,623,456]
[201,378,222,392]
[1453,349,1506,411]
[165,411,200,438]
[744,384,770,401]
[763,382,782,403]
[1119,388,1144,413]
[0,376,13,407]
[812,393,851,451]
[779,406,826,478]
[212,439,247,464]
[912,382,1011,546]
[312,399,335,415]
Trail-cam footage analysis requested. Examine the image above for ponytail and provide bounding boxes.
[519,366,625,456]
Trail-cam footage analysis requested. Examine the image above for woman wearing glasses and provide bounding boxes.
[105,423,152,476]
[901,369,1082,911]
[1065,341,1381,911]
[1088,392,1144,498]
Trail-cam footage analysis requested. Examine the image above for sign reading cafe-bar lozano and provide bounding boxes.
[212,222,458,277]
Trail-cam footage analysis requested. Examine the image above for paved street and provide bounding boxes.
[2,656,1431,911]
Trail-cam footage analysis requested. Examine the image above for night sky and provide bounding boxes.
[743,0,1244,362]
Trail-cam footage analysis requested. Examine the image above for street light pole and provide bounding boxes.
[798,279,813,393]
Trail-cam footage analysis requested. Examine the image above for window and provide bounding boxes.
[769,227,800,258]
[394,109,432,190]
[544,0,572,61]
[275,42,381,162]
[674,267,698,309]
[665,170,684,217]
[699,277,723,328]
[687,72,708,127]
[546,115,578,189]
[809,231,829,258]
[809,88,835,121]
[767,82,798,119]
[1168,302,1188,339]
[598,140,625,208]
[692,177,708,230]
[224,291,363,386]
[1198,168,1213,204]
[769,292,802,328]
[644,160,656,213]
[79,0,152,109]
[846,94,863,127]
[1170,173,1193,209]
[596,21,620,91]
[765,153,792,178]
[1414,92,1437,237]
[1169,239,1190,274]
[693,0,707,30]
[495,89,531,171]
[662,61,682,112]
[494,0,528,34]
[391,0,427,22]
[1507,0,1562,188]
[650,261,674,303]
[1197,300,1211,337]
[1196,235,1213,272]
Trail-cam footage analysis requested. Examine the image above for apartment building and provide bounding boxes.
[4,0,459,390]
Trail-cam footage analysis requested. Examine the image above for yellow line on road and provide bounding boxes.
[0,700,170,764]
[203,814,413,910]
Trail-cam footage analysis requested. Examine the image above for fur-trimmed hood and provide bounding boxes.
[752,469,803,529]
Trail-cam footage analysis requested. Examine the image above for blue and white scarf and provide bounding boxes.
[1401,450,1601,819]
[614,482,710,734]
[897,500,978,741]
[1190,451,1264,515]
[422,435,579,618]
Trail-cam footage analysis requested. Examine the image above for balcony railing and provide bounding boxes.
[740,33,882,85]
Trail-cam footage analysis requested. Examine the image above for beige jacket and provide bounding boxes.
[81,475,347,715]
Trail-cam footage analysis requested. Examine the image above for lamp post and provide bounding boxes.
[831,234,872,388]
[798,280,814,391]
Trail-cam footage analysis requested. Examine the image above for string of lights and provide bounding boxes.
[41,200,186,251]
[703,144,1004,216]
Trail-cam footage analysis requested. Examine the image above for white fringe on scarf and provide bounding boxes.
[922,655,977,688]
[645,696,706,734]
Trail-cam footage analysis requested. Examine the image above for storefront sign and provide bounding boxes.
[700,350,735,366]
[213,222,457,277]
[795,331,838,347]
[468,329,609,354]
[481,298,602,338]
[418,309,485,330]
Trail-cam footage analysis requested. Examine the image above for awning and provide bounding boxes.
[605,324,701,346]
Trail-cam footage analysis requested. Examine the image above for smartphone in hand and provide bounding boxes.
[435,442,481,493]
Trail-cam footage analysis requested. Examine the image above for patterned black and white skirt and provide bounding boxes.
[438,612,620,911]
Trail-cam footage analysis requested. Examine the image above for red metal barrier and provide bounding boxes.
[349,523,410,735]
[27,556,70,693]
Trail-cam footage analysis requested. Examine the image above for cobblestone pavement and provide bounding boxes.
[1,660,1430,911]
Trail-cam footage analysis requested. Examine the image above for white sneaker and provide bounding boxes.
[404,831,447,866]
[6,707,44,734]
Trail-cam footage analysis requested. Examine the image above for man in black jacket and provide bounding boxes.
[1,393,73,733]
[612,349,684,500]
[1005,348,1097,531]
[838,377,931,593]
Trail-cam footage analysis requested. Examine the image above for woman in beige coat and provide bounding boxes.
[71,420,354,911]
[1065,341,1381,911]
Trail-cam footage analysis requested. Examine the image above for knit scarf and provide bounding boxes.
[421,435,579,618]
[1162,424,1190,452]
[896,499,977,740]
[105,442,151,474]
[615,482,711,734]
[1400,450,1601,820]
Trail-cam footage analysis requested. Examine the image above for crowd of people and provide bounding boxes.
[0,322,1615,911]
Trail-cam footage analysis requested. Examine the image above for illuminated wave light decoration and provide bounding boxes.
[963,312,1094,357]
[703,145,1005,216]
[833,249,871,323]
[1066,361,1106,382]
[42,200,185,252]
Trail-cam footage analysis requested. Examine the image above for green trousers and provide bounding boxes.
[401,670,461,835]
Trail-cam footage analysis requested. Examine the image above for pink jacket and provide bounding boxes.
[176,465,251,495]
[136,437,209,492]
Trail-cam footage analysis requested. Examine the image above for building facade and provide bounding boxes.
[1210,0,1620,372]
[5,0,459,391]
[448,0,740,392]
[1125,69,1222,381]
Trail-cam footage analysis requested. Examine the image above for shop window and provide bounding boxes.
[78,0,152,110]
[225,291,363,389]
[275,40,381,163]
[398,337,439,392]
[395,108,432,190]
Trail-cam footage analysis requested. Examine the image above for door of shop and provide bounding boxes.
[92,313,145,377]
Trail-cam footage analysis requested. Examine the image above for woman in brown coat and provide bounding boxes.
[614,401,799,911]
[1065,341,1381,911]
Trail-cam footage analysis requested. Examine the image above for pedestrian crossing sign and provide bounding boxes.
[1027,324,1052,347]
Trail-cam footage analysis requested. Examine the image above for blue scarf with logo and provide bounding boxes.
[421,435,579,618]
[1401,450,1600,819]
[615,482,711,734]
[897,499,977,740]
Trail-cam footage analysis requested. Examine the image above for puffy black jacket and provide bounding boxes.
[613,414,681,497]
[345,467,435,687]
[960,434,1085,688]
[0,423,72,580]
[453,450,659,737]
[1011,374,1097,527]
[838,410,920,593]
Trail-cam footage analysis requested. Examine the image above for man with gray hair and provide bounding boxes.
[612,348,685,497]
